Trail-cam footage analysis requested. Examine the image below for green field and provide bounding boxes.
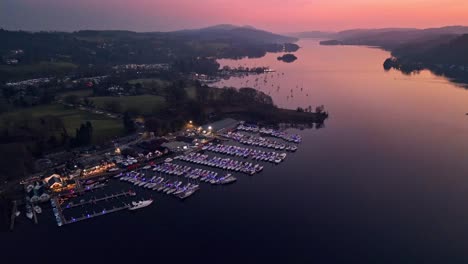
[185,86,197,100]
[0,62,78,79]
[90,95,167,115]
[0,104,124,143]
[57,89,93,98]
[128,78,170,87]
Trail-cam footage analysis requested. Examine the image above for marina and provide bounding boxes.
[62,190,136,209]
[50,190,154,226]
[118,172,201,199]
[175,153,264,175]
[202,143,288,164]
[222,131,298,152]
[66,204,132,225]
[8,119,301,229]
[236,124,302,143]
[152,162,237,184]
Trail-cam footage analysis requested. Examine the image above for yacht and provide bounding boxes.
[129,199,154,210]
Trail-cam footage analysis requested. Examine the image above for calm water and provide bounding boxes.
[3,40,468,263]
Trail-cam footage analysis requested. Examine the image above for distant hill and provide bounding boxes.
[171,24,298,44]
[0,26,298,82]
[393,34,468,65]
[317,26,468,85]
[288,31,335,39]
[320,26,468,50]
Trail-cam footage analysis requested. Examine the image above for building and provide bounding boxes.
[44,174,63,189]
[161,141,190,152]
[201,118,239,133]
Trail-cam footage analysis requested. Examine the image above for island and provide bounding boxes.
[277,54,298,63]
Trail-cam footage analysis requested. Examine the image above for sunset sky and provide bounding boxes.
[2,0,468,32]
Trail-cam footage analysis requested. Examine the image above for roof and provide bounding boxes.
[46,177,62,187]
[161,141,189,150]
[201,118,239,133]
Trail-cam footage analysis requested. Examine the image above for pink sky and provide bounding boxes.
[2,0,468,32]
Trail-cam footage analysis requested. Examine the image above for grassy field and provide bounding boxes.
[128,78,170,87]
[57,89,93,98]
[0,62,78,80]
[0,104,124,143]
[185,86,198,100]
[90,95,167,115]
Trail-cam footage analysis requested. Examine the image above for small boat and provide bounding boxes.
[26,205,33,219]
[129,199,153,210]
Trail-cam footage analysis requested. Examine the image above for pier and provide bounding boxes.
[52,191,138,226]
[33,205,38,224]
[63,191,135,210]
[52,197,66,225]
[9,200,17,231]
[64,204,131,225]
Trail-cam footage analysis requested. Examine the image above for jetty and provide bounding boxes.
[65,204,131,225]
[9,200,17,231]
[62,191,135,210]
[52,191,138,226]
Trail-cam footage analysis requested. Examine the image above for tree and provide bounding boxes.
[83,97,95,108]
[73,121,93,146]
[64,94,80,105]
[144,117,160,135]
[186,100,205,124]
[196,83,209,104]
[123,111,136,134]
[166,82,187,106]
[220,87,238,105]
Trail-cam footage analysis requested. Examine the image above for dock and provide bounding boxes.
[52,197,66,225]
[33,205,38,224]
[62,191,135,210]
[64,204,131,225]
[52,190,138,226]
[9,200,17,231]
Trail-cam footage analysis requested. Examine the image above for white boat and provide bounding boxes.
[165,158,173,163]
[129,199,153,210]
[26,205,33,219]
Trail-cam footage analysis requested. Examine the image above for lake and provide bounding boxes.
[3,39,468,263]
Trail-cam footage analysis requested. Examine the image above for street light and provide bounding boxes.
[208,126,212,130]
[189,120,193,124]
